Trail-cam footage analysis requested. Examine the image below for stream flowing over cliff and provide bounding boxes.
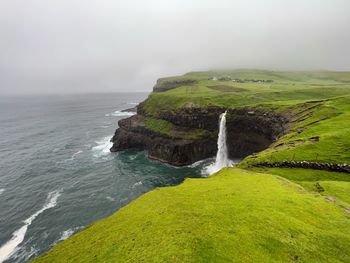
[110,98,287,166]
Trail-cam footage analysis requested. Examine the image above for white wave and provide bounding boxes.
[129,155,138,161]
[58,229,74,241]
[0,188,4,195]
[92,136,113,157]
[0,190,61,263]
[106,196,115,202]
[105,110,135,117]
[72,150,83,158]
[56,226,83,244]
[187,159,207,168]
[57,150,83,164]
[132,181,142,188]
[67,150,83,161]
[10,245,39,263]
[24,246,39,261]
[127,102,138,105]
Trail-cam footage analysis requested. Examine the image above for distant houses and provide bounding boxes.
[209,76,273,83]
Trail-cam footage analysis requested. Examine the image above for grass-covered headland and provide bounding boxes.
[33,70,350,262]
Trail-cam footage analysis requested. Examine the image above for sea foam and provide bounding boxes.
[71,150,83,159]
[55,226,83,245]
[0,190,61,263]
[187,159,207,168]
[106,196,115,202]
[58,229,75,242]
[132,181,143,188]
[105,110,135,117]
[92,136,113,157]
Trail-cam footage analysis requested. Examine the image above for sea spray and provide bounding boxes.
[57,226,83,243]
[203,111,232,175]
[92,136,113,158]
[0,190,61,263]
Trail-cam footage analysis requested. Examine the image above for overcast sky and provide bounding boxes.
[1,0,350,95]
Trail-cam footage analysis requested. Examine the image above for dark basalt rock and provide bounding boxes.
[225,108,286,158]
[110,104,287,166]
[157,107,224,131]
[110,114,217,166]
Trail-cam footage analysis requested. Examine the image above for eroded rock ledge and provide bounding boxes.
[110,104,287,166]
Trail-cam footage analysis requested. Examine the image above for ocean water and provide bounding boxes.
[0,93,207,263]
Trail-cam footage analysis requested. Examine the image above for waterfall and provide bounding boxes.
[203,111,231,175]
[215,111,230,168]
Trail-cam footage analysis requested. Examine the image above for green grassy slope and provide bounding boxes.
[34,169,350,263]
[144,70,350,165]
[146,117,211,139]
[146,70,350,116]
[249,168,350,207]
[146,70,350,165]
[241,96,350,165]
[33,70,350,262]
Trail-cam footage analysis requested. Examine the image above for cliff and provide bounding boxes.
[110,113,216,165]
[110,105,287,165]
[34,70,350,263]
[110,70,350,166]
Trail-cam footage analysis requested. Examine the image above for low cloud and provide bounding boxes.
[1,0,349,94]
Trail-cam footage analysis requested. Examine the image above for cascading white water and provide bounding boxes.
[215,111,230,168]
[204,111,232,175]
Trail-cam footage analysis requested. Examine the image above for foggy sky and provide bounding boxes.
[1,0,350,95]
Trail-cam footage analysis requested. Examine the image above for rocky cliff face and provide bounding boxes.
[110,114,217,165]
[111,103,287,166]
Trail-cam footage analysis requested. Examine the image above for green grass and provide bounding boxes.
[241,96,350,165]
[146,117,211,140]
[248,168,350,207]
[302,181,350,206]
[33,70,350,262]
[145,70,350,165]
[146,117,173,136]
[143,70,350,117]
[33,168,350,263]
[185,70,350,83]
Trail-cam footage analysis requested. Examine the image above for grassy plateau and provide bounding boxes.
[33,70,350,262]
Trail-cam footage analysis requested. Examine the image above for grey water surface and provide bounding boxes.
[0,93,206,262]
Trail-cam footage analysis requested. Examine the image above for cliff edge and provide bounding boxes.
[33,70,350,263]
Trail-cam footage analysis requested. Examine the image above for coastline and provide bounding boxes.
[32,70,350,262]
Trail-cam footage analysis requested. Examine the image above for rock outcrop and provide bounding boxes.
[110,114,217,165]
[110,103,287,166]
[254,161,350,173]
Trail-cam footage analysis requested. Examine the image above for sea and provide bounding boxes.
[0,93,210,263]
